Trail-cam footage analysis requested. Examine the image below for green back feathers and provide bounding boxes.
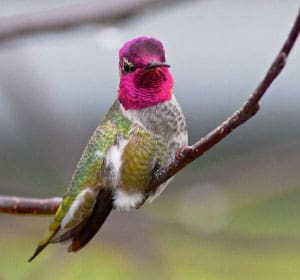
[49,101,131,233]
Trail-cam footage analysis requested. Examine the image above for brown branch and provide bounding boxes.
[0,0,183,42]
[146,8,300,194]
[0,196,61,215]
[0,9,299,215]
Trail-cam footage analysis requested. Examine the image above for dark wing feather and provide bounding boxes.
[67,188,113,252]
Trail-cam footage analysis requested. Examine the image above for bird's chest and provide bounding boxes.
[103,99,188,210]
[103,133,161,210]
[103,132,165,189]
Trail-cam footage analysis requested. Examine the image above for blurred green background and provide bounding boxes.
[0,0,300,279]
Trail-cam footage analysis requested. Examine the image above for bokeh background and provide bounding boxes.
[0,0,300,279]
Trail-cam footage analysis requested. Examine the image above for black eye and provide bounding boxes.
[122,58,135,73]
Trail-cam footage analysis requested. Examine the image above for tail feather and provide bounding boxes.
[50,220,86,244]
[68,189,113,252]
[28,189,113,261]
[28,244,48,263]
[28,228,59,262]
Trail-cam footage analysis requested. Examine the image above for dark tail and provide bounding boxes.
[28,243,49,263]
[28,227,60,262]
[68,188,113,252]
[28,189,113,261]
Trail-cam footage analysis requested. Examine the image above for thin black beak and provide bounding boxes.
[144,61,171,69]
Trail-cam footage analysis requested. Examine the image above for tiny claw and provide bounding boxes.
[135,197,147,209]
[175,145,193,160]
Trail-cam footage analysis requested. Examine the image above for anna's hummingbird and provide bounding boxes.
[29,36,188,261]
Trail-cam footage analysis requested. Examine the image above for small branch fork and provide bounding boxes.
[0,10,299,215]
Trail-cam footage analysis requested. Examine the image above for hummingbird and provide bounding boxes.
[29,36,188,262]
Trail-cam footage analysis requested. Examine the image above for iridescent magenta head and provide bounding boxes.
[118,37,173,110]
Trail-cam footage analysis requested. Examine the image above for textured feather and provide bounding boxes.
[120,125,164,192]
[68,188,113,252]
[29,101,131,261]
[29,96,187,261]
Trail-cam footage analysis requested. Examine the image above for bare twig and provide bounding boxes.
[0,196,61,215]
[0,0,183,42]
[146,8,300,194]
[0,10,299,215]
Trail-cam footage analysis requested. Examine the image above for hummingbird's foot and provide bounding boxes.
[135,197,147,209]
[175,145,193,160]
